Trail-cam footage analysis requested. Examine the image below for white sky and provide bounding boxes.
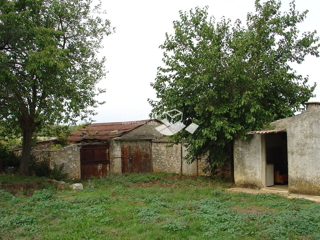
[92,0,320,123]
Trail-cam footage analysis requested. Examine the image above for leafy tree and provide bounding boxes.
[149,0,319,173]
[0,0,113,175]
[35,124,71,146]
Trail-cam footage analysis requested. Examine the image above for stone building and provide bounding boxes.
[234,102,320,195]
[38,119,208,179]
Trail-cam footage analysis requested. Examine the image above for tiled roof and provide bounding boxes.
[67,120,153,142]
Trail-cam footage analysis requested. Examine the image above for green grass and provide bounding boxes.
[1,173,320,239]
[0,173,48,184]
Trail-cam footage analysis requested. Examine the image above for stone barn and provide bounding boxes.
[62,119,209,179]
[67,120,162,178]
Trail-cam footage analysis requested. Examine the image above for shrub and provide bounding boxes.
[0,145,20,173]
[30,156,67,180]
[30,157,51,177]
[50,163,68,181]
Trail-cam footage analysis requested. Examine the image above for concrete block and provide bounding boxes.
[70,183,83,190]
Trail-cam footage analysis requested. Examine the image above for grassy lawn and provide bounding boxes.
[1,173,320,240]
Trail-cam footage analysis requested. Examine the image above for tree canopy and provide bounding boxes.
[0,0,113,175]
[149,0,320,172]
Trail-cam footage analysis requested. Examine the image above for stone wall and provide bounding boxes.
[152,141,182,174]
[197,159,211,177]
[30,139,218,179]
[152,141,209,176]
[109,139,209,176]
[32,144,81,179]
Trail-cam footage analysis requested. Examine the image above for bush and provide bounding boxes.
[50,163,68,181]
[30,157,51,177]
[30,157,67,180]
[0,145,20,173]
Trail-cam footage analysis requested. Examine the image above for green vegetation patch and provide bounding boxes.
[1,173,320,239]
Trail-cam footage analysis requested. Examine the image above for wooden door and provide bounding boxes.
[121,141,152,173]
[80,144,110,179]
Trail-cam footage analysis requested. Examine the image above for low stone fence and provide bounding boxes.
[31,144,81,179]
[16,141,231,179]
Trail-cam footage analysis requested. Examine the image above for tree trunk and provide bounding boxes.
[20,126,34,176]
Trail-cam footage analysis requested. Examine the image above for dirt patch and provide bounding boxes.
[1,181,44,196]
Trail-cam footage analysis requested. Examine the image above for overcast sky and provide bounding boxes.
[92,0,320,123]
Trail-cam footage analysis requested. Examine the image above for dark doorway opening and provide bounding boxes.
[265,132,288,185]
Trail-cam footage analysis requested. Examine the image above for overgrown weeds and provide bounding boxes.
[1,173,320,239]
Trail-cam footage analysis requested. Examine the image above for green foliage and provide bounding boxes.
[30,157,51,177]
[95,172,167,187]
[0,0,113,175]
[0,145,20,172]
[30,157,67,180]
[0,135,22,150]
[36,124,71,147]
[30,189,55,201]
[68,123,90,133]
[50,144,62,150]
[1,173,320,239]
[161,220,187,232]
[124,172,162,183]
[0,189,14,201]
[149,0,320,172]
[0,173,47,184]
[137,207,161,224]
[50,163,68,181]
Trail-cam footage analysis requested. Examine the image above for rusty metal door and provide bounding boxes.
[80,144,110,179]
[121,141,152,173]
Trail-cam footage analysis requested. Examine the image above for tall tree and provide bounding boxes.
[149,0,319,172]
[0,0,113,175]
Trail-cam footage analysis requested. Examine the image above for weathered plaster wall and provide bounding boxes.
[272,110,320,195]
[109,140,122,174]
[33,144,81,179]
[152,141,181,174]
[234,134,265,189]
[197,159,211,176]
[181,146,198,176]
[152,141,209,176]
